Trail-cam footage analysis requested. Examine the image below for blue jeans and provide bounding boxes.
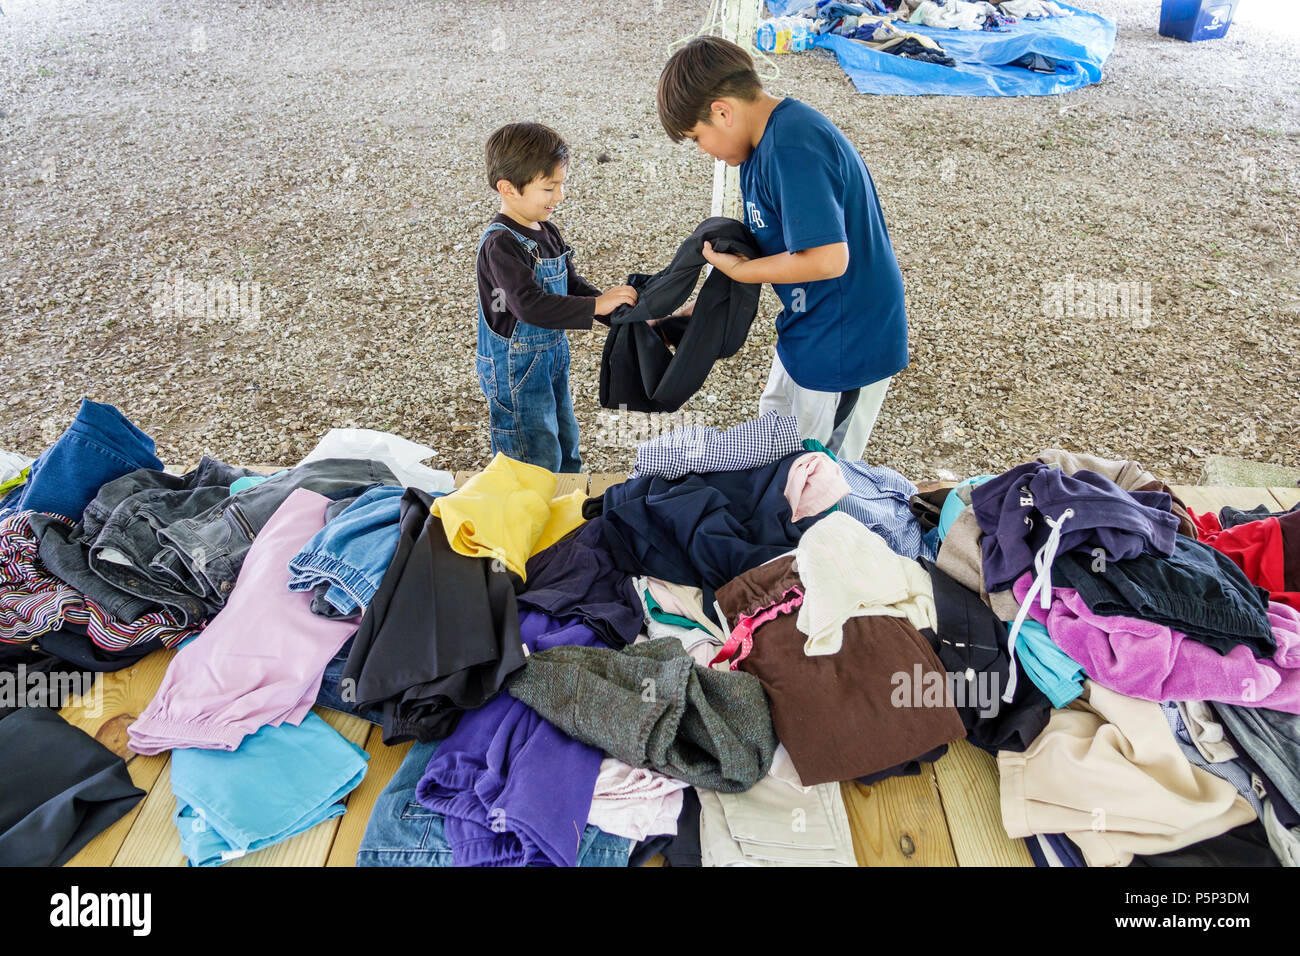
[356,740,630,867]
[0,399,164,522]
[315,639,387,726]
[474,222,582,473]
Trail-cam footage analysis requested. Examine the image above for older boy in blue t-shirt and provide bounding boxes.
[655,36,908,461]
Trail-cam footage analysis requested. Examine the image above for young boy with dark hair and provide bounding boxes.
[475,122,638,473]
[656,36,909,461]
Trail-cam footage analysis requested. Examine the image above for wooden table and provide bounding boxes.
[60,478,1300,867]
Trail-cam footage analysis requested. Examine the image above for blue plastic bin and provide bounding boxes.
[1159,0,1238,42]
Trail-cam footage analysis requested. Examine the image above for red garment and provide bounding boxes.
[1190,508,1300,613]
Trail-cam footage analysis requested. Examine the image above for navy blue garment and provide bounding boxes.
[516,518,643,649]
[855,745,948,785]
[971,462,1180,593]
[1049,832,1086,867]
[315,637,387,726]
[739,98,908,392]
[1054,536,1276,659]
[1220,501,1300,529]
[586,452,825,615]
[1129,822,1279,868]
[0,399,165,523]
[920,559,1051,754]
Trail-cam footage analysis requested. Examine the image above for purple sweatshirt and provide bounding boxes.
[414,609,604,867]
[973,463,1181,592]
[1013,573,1300,714]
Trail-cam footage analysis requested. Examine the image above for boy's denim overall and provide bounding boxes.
[475,222,583,474]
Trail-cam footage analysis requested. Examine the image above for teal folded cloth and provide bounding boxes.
[171,711,368,866]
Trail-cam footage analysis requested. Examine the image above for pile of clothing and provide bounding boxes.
[769,0,1109,96]
[2,399,1297,867]
[797,0,1075,69]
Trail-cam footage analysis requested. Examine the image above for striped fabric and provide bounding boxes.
[0,511,198,651]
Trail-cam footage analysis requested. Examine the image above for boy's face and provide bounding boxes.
[684,102,753,167]
[500,163,567,224]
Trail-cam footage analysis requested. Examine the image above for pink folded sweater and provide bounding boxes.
[1013,573,1300,713]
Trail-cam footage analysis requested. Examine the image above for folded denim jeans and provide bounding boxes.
[357,739,630,867]
[30,457,398,627]
[0,399,164,523]
[287,484,407,617]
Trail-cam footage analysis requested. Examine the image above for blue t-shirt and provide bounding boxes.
[739,98,908,391]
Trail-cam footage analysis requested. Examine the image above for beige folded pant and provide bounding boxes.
[998,682,1257,867]
[699,772,856,867]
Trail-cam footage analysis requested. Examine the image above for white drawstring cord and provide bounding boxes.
[1002,508,1075,703]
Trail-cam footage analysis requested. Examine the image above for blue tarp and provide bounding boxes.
[764,2,1116,96]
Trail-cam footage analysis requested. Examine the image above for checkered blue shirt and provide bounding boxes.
[836,460,934,561]
[629,412,804,481]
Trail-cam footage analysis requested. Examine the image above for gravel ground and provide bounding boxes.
[1,0,1297,483]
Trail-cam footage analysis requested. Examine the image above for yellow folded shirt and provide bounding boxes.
[533,488,587,556]
[430,453,557,580]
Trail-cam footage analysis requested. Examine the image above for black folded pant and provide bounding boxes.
[0,707,145,866]
[1054,536,1276,658]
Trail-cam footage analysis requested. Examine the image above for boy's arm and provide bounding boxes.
[703,242,849,285]
[565,255,616,327]
[482,233,597,330]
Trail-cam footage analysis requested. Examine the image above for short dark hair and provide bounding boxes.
[657,36,763,143]
[485,122,569,193]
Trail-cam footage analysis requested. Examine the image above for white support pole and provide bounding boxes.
[710,0,764,221]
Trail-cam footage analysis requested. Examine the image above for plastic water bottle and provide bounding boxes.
[755,17,813,54]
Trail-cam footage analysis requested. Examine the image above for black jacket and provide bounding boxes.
[599,217,761,413]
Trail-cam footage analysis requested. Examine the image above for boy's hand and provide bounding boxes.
[701,241,751,281]
[594,285,638,316]
[647,300,693,329]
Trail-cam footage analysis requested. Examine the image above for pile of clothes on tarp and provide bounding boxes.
[2,400,1298,868]
[766,0,1116,97]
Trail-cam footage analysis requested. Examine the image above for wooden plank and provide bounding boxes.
[1270,486,1300,510]
[1171,485,1279,517]
[553,474,589,497]
[110,757,186,867]
[112,707,371,867]
[325,726,412,867]
[840,767,957,866]
[62,649,176,867]
[932,739,1033,867]
[588,473,626,498]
